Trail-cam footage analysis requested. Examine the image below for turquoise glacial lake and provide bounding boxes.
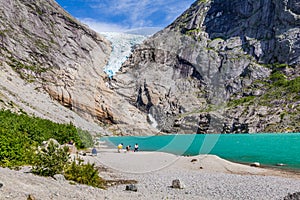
[101,133,300,170]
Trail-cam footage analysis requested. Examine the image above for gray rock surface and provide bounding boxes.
[0,0,158,135]
[53,174,65,182]
[0,0,299,134]
[113,0,300,133]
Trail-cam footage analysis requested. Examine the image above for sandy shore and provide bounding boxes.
[82,148,300,200]
[1,148,300,200]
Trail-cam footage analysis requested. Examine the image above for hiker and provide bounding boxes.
[92,147,97,156]
[134,143,139,152]
[126,145,131,152]
[68,140,74,145]
[117,143,123,153]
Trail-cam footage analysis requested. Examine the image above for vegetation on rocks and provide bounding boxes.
[0,109,106,188]
[31,141,70,177]
[0,109,92,167]
[31,141,106,188]
[64,159,106,189]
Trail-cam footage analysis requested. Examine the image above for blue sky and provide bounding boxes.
[55,0,195,32]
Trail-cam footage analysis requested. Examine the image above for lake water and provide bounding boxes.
[101,133,300,170]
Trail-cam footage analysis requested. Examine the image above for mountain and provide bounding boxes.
[0,0,157,135]
[112,0,300,133]
[1,0,299,135]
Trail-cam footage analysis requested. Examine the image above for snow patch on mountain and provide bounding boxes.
[101,32,147,76]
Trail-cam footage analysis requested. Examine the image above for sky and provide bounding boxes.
[55,0,195,33]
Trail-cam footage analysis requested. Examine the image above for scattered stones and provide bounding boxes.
[0,183,3,188]
[172,179,185,189]
[250,162,260,167]
[53,174,66,182]
[125,184,137,192]
[191,159,198,162]
[27,194,36,200]
[283,192,300,200]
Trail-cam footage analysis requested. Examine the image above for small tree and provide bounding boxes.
[32,141,70,177]
[64,159,106,189]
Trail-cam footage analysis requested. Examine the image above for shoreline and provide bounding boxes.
[93,143,300,179]
[84,147,300,180]
[1,149,300,199]
[83,148,300,199]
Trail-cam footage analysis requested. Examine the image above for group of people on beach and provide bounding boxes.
[117,143,139,153]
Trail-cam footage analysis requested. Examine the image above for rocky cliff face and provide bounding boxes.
[113,0,300,133]
[0,0,157,135]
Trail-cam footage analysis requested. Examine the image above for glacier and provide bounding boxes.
[100,32,147,77]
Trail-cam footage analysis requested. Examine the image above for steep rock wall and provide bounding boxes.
[113,0,300,133]
[0,0,157,135]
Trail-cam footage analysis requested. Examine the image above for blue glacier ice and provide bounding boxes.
[100,32,147,77]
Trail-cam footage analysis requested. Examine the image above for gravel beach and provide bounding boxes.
[1,148,300,200]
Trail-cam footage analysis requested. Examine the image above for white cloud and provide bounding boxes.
[80,18,163,35]
[88,0,194,28]
[80,18,129,32]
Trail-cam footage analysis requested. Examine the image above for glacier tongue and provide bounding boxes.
[100,32,146,76]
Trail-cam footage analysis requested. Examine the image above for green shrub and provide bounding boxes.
[0,128,36,168]
[31,141,105,188]
[64,159,106,189]
[287,77,300,93]
[77,129,94,149]
[31,141,70,177]
[228,96,255,107]
[270,71,287,87]
[0,109,89,167]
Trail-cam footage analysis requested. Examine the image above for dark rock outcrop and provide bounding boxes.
[113,0,300,133]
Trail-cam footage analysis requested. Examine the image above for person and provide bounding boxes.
[68,140,74,145]
[126,145,131,152]
[134,143,139,152]
[117,143,123,153]
[92,147,97,156]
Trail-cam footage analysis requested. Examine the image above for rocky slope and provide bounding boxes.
[0,0,157,135]
[113,0,300,133]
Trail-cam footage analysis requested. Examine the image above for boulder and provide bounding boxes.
[250,162,260,167]
[27,194,36,200]
[125,184,137,192]
[172,179,185,189]
[53,174,66,182]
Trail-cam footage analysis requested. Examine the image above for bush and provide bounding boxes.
[0,109,92,167]
[287,77,300,94]
[228,95,255,107]
[64,159,106,189]
[31,141,70,177]
[270,71,287,87]
[77,129,94,149]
